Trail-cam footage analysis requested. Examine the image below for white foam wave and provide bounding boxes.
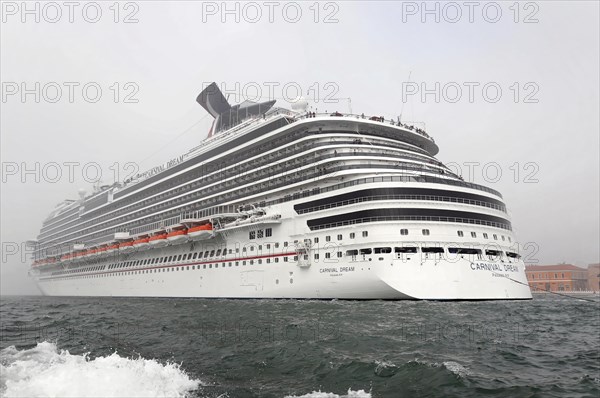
[0,341,201,398]
[442,361,469,377]
[284,389,371,398]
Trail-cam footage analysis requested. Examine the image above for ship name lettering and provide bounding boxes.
[320,267,338,273]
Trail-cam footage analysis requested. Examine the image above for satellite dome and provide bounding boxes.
[290,96,309,112]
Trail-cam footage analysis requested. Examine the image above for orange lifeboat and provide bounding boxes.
[105,244,119,254]
[133,237,150,250]
[188,223,213,241]
[96,246,108,257]
[166,228,188,245]
[149,233,168,248]
[119,241,135,253]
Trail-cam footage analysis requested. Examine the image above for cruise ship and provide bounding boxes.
[29,83,532,300]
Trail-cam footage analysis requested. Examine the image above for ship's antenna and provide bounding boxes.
[399,71,412,123]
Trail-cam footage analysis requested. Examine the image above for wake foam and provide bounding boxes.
[0,341,201,398]
[284,389,371,398]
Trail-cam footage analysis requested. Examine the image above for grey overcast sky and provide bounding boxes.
[1,1,598,295]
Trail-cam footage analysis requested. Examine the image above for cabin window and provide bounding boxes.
[249,231,256,239]
[325,236,331,242]
[471,232,477,238]
[257,230,264,239]
[362,231,368,237]
[337,234,343,240]
[400,229,408,235]
[457,231,464,237]
[483,233,488,239]
[314,237,319,243]
[350,233,355,239]
[359,248,372,255]
[422,229,430,236]
[374,247,392,254]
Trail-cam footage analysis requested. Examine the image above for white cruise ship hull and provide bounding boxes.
[30,84,532,300]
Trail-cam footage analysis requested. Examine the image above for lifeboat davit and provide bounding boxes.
[188,223,213,241]
[133,237,150,251]
[166,228,188,245]
[119,241,135,253]
[149,233,168,248]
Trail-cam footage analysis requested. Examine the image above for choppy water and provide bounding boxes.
[1,295,598,398]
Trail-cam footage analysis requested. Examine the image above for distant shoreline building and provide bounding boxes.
[587,263,600,292]
[525,264,589,292]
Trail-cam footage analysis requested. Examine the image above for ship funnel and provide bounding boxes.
[196,82,277,136]
[196,82,231,118]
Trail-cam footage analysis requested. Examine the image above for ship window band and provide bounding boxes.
[422,247,444,253]
[448,248,481,255]
[307,209,511,231]
[395,247,417,253]
[294,187,506,214]
[485,249,501,257]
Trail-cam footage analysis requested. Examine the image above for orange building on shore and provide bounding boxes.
[525,264,588,292]
[587,263,600,292]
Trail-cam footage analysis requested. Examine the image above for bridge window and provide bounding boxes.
[265,228,272,237]
[422,247,444,253]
